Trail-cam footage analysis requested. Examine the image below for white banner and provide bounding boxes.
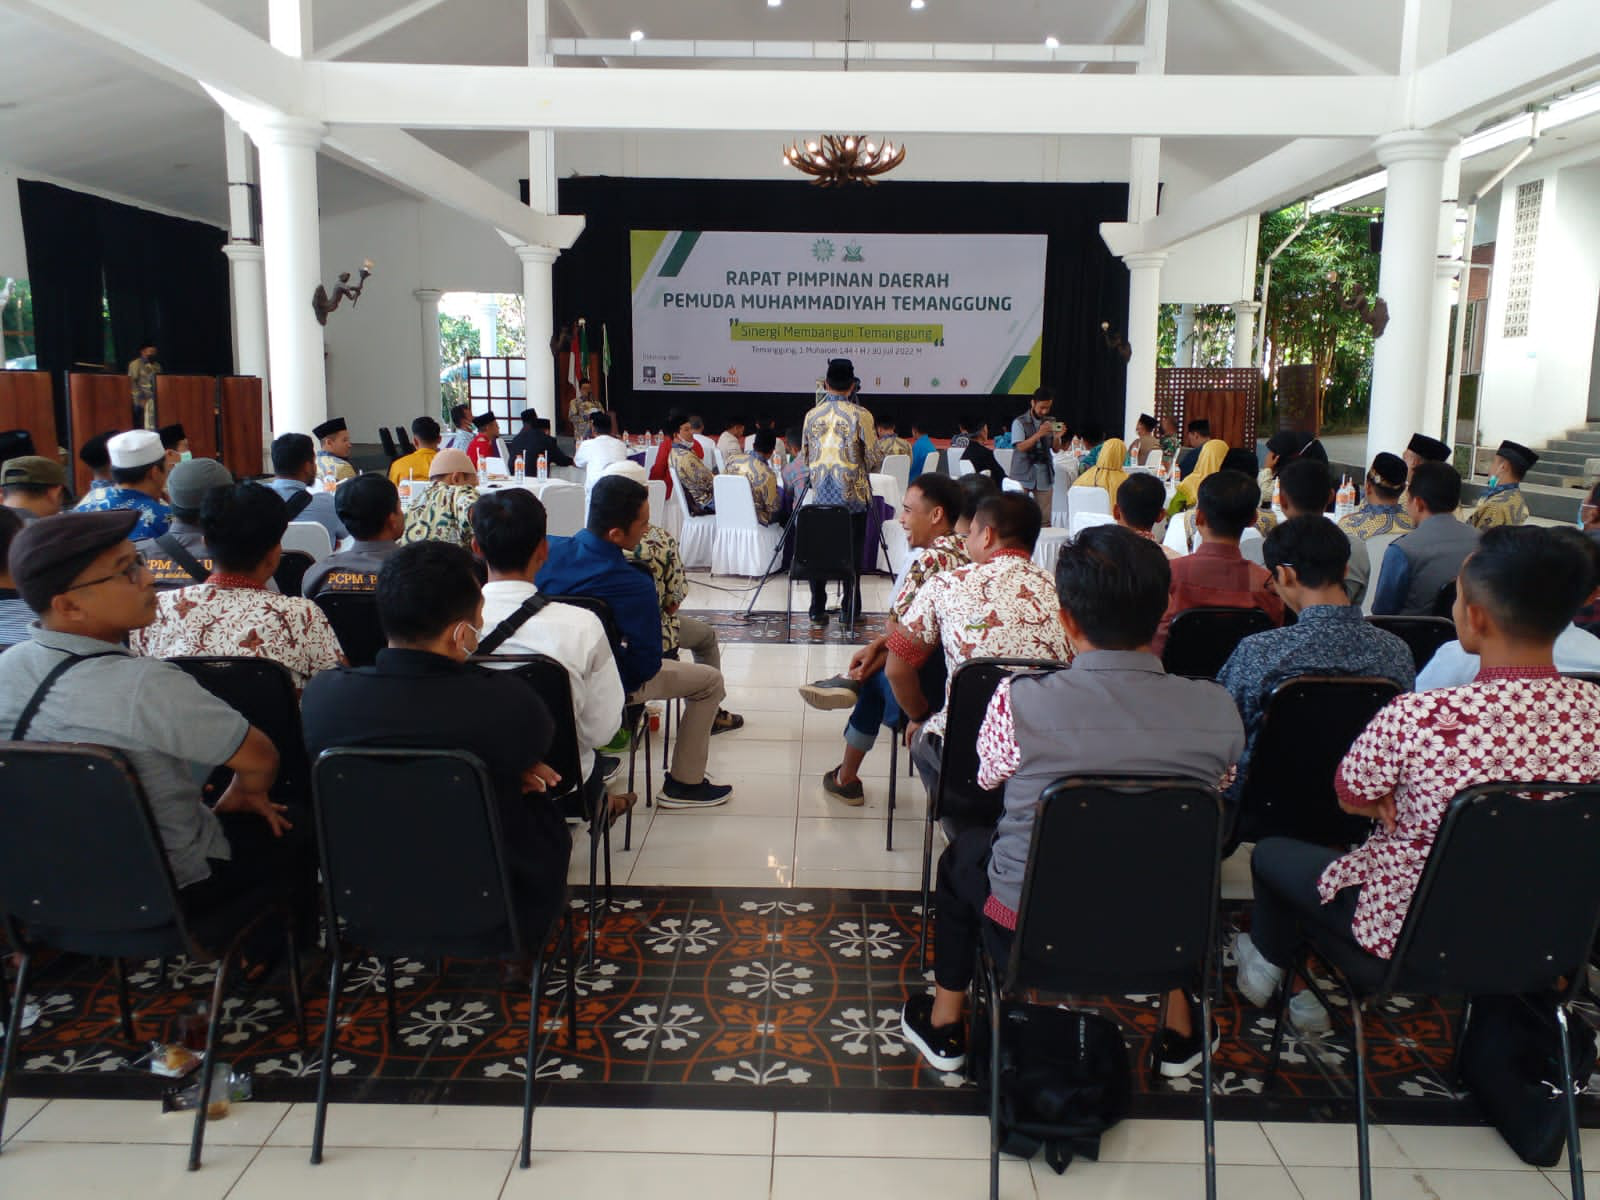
[629,230,1046,397]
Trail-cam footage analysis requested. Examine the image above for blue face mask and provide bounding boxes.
[179,450,192,462]
[1485,474,1500,493]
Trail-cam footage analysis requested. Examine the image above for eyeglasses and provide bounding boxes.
[63,552,148,592]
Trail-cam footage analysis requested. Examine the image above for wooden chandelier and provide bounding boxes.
[782,134,907,186]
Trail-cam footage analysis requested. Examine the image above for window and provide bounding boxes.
[1502,180,1543,339]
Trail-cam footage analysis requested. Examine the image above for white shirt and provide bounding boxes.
[574,434,630,490]
[1415,624,1600,690]
[478,580,627,781]
[443,428,475,452]
[693,432,719,468]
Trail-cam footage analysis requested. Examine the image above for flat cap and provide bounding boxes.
[312,417,347,440]
[166,458,234,512]
[108,429,164,470]
[9,510,139,613]
[1407,433,1450,462]
[1,456,67,488]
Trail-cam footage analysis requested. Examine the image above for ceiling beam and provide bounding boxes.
[310,64,1397,137]
[1077,0,1145,74]
[314,0,453,61]
[543,39,1143,65]
[1220,0,1383,75]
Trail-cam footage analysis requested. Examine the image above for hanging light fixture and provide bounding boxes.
[782,134,907,186]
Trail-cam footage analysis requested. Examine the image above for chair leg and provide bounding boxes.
[1262,961,1298,1089]
[187,948,233,1171]
[286,922,308,1051]
[587,801,602,969]
[520,950,545,1169]
[0,950,34,1153]
[1199,982,1218,1200]
[112,957,137,1043]
[310,952,343,1165]
[564,917,578,1047]
[1350,991,1373,1200]
[1556,1002,1587,1200]
[919,811,936,973]
[382,961,398,1039]
[987,960,1002,1200]
[886,743,897,853]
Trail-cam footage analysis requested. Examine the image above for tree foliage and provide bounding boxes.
[1158,303,1237,368]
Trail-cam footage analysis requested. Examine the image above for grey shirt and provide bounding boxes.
[266,478,348,542]
[1342,526,1371,607]
[0,627,249,887]
[302,539,401,598]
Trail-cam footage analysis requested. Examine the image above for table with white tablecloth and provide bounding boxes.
[1032,527,1073,577]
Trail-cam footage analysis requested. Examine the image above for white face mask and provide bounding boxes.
[1581,501,1596,530]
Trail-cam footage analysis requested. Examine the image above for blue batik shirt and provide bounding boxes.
[74,486,172,540]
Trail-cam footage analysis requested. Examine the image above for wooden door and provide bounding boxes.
[0,371,58,462]
[154,375,219,463]
[219,376,265,478]
[67,373,133,495]
[1183,389,1252,450]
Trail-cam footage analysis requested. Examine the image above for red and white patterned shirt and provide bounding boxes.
[1327,667,1600,958]
[131,576,345,689]
[886,549,1072,738]
[889,533,970,623]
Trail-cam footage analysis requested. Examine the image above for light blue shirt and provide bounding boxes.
[265,478,348,541]
[1415,624,1600,689]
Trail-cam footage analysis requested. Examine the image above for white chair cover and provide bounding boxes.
[646,479,667,527]
[954,457,976,478]
[1164,509,1195,556]
[995,448,1014,475]
[283,521,333,562]
[1069,511,1117,538]
[711,475,783,577]
[1001,478,1027,494]
[668,463,717,569]
[1144,448,1164,467]
[743,434,756,452]
[1032,528,1073,577]
[541,482,585,539]
[880,453,911,497]
[1362,532,1401,615]
[1239,526,1265,566]
[1066,487,1112,533]
[881,519,911,578]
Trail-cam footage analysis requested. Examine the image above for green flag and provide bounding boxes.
[602,324,612,377]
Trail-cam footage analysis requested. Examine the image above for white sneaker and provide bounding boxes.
[1288,988,1331,1032]
[1233,932,1286,1008]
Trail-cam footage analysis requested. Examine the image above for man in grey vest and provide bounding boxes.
[1006,386,1062,511]
[899,526,1243,1081]
[1370,462,1479,617]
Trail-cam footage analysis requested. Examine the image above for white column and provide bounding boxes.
[414,289,443,418]
[245,114,328,437]
[1122,251,1167,437]
[473,298,500,361]
[1231,301,1260,369]
[1173,303,1196,367]
[1364,130,1458,468]
[1421,146,1463,446]
[517,245,560,423]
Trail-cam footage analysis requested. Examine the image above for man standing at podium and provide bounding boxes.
[128,341,160,430]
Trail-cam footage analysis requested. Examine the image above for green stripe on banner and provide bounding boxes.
[658,230,702,278]
[992,336,1043,395]
[629,230,670,295]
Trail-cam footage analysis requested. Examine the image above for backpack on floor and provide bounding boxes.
[1454,992,1598,1168]
[972,1001,1132,1174]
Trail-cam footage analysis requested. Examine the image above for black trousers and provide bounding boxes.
[180,809,318,948]
[932,827,1014,993]
[1249,836,1374,972]
[809,510,867,619]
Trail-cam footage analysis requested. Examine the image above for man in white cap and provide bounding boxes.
[73,428,173,540]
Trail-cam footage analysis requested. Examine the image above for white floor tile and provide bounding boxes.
[774,1111,988,1159]
[724,685,810,712]
[689,771,800,817]
[504,1150,773,1199]
[1544,1166,1598,1198]
[0,1096,49,1142]
[707,738,804,777]
[799,736,898,779]
[1289,1164,1562,1200]
[0,1139,254,1198]
[630,813,795,873]
[1096,1118,1280,1166]
[1030,1161,1301,1198]
[1384,1122,1546,1171]
[230,1145,514,1200]
[797,779,922,821]
[772,1153,1035,1200]
[14,1097,290,1146]
[628,864,794,888]
[268,1101,520,1150]
[795,816,925,874]
[1262,1120,1410,1168]
[531,1106,773,1155]
[719,708,804,741]
[790,868,921,891]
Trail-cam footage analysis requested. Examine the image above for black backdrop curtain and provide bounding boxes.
[552,176,1130,440]
[19,179,233,428]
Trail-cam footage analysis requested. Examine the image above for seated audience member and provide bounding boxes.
[1403,431,1452,480]
[300,541,570,941]
[1217,515,1413,816]
[1154,470,1284,653]
[1340,451,1414,540]
[1468,439,1537,530]
[952,416,1005,483]
[909,420,937,479]
[442,402,475,451]
[77,431,115,497]
[574,411,629,490]
[388,416,441,484]
[537,474,732,807]
[159,423,189,468]
[464,413,503,470]
[401,448,479,547]
[131,483,343,688]
[73,429,172,540]
[1130,413,1162,461]
[669,416,717,515]
[1261,430,1309,496]
[717,419,747,464]
[313,417,357,483]
[1219,447,1277,539]
[887,493,1073,791]
[0,508,34,644]
[900,526,1245,1076]
[0,511,304,910]
[649,410,702,498]
[956,474,999,536]
[1278,459,1371,606]
[1115,473,1179,558]
[1073,437,1129,506]
[505,410,573,470]
[1169,437,1227,523]
[266,432,348,543]
[1578,480,1600,636]
[866,416,911,472]
[2,455,68,522]
[1174,419,1212,478]
[781,424,810,497]
[800,473,969,803]
[472,488,626,792]
[1369,461,1479,617]
[138,458,234,588]
[723,430,782,525]
[303,474,404,597]
[689,415,718,465]
[1417,526,1600,687]
[1236,525,1600,1020]
[1160,414,1181,457]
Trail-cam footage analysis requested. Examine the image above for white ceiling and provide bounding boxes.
[0,0,1580,229]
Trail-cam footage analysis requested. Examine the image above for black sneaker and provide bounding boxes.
[658,777,733,809]
[1152,1019,1220,1080]
[798,676,861,710]
[596,754,622,784]
[901,994,967,1073]
[808,611,830,629]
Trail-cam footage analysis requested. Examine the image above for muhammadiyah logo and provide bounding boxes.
[810,238,836,263]
[663,372,673,383]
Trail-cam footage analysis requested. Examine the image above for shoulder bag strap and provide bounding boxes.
[477,593,552,658]
[12,651,122,741]
[155,533,209,583]
[284,489,315,521]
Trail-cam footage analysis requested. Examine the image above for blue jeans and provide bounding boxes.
[844,671,901,753]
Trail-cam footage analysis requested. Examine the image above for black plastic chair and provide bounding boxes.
[273,549,315,598]
[886,655,947,852]
[377,427,398,460]
[1161,606,1277,679]
[789,504,861,630]
[394,426,414,454]
[919,657,1064,969]
[1265,782,1600,1200]
[977,776,1225,1200]
[1365,614,1457,674]
[309,747,574,1169]
[170,656,311,807]
[312,590,385,668]
[1230,676,1403,852]
[0,742,304,1171]
[1433,579,1458,619]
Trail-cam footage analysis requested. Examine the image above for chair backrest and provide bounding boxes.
[471,653,582,805]
[936,658,1065,827]
[1365,614,1457,673]
[713,473,758,530]
[954,456,975,478]
[1069,510,1116,539]
[1161,606,1277,679]
[994,447,1014,475]
[170,655,313,803]
[646,479,666,525]
[312,590,385,668]
[789,504,857,582]
[378,427,398,459]
[0,742,191,958]
[1235,676,1404,847]
[1008,776,1222,994]
[1361,532,1400,614]
[667,462,695,520]
[881,453,911,497]
[1384,782,1600,997]
[1071,486,1113,519]
[273,549,316,597]
[313,747,523,959]
[1239,525,1265,566]
[1144,448,1163,467]
[1433,579,1458,619]
[547,593,626,663]
[283,521,334,562]
[394,425,414,453]
[541,482,585,539]
[743,433,755,451]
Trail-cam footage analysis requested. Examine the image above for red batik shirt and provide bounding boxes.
[1326,667,1600,958]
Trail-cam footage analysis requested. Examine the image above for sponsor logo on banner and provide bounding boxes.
[643,366,657,381]
[959,378,968,389]
[811,238,835,262]
[903,377,911,388]
[843,243,865,263]
[662,373,702,387]
[931,377,942,388]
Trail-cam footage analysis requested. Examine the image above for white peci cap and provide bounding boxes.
[107,429,165,470]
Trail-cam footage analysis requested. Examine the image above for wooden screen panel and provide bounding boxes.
[1154,367,1261,449]
[0,371,59,461]
[68,373,133,495]
[1274,364,1320,435]
[154,375,219,463]
[1183,390,1253,452]
[219,376,265,478]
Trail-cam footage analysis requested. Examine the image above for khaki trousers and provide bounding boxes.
[630,659,725,784]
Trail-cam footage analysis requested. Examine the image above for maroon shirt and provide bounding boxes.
[1154,540,1284,655]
